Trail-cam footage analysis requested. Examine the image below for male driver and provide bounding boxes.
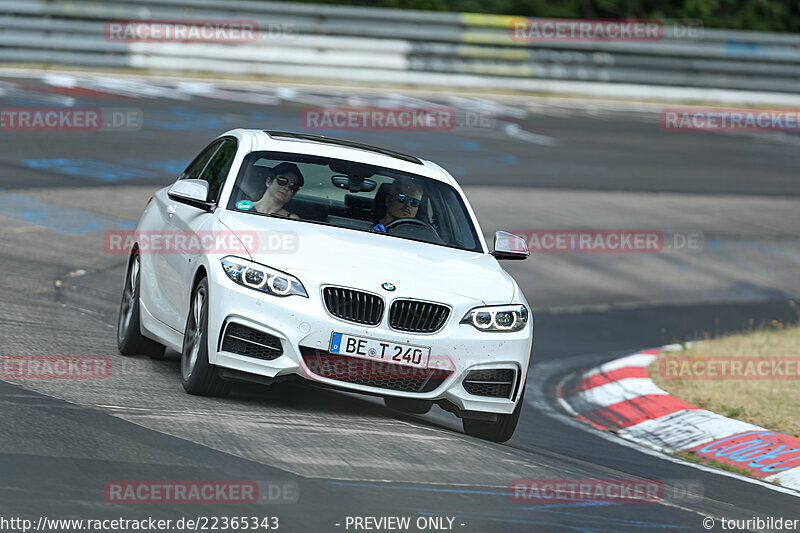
[373,179,424,232]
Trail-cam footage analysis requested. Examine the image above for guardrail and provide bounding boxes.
[1,0,799,99]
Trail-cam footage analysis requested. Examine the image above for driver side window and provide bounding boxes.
[182,141,222,182]
[200,139,237,203]
[180,138,237,203]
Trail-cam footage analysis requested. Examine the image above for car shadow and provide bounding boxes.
[154,348,468,437]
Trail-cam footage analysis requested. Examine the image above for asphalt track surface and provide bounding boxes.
[1,72,800,532]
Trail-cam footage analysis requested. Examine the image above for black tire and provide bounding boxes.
[462,390,524,443]
[117,251,166,359]
[384,397,433,415]
[181,277,231,397]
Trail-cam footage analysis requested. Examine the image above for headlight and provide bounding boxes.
[461,305,528,332]
[221,256,308,298]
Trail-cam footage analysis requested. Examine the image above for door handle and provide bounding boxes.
[167,204,177,217]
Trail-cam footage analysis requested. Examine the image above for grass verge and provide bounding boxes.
[649,321,800,438]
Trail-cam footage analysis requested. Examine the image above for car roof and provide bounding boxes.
[265,130,423,164]
[231,129,457,186]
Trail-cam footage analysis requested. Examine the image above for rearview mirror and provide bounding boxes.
[331,175,377,192]
[491,231,529,260]
[168,179,215,212]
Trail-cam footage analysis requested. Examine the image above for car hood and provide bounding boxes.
[219,211,517,304]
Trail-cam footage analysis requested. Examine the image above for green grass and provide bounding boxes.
[672,451,703,464]
[725,407,746,419]
[672,451,754,478]
[707,460,754,477]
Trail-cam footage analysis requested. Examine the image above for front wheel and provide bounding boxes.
[181,277,230,397]
[117,251,165,359]
[462,390,524,443]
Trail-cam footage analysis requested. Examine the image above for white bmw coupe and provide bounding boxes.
[117,129,533,442]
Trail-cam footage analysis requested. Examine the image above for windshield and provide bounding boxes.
[226,151,482,253]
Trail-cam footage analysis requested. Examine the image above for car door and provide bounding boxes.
[146,140,224,331]
[166,138,238,332]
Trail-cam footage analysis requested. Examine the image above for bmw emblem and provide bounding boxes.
[381,282,396,292]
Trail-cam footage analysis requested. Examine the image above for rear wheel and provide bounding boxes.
[181,277,230,397]
[384,397,433,414]
[117,251,165,359]
[462,390,524,443]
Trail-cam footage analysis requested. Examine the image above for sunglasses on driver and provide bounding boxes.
[394,193,423,208]
[273,175,301,192]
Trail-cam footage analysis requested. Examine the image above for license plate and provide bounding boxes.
[329,332,430,369]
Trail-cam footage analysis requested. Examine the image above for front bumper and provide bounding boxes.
[206,268,532,415]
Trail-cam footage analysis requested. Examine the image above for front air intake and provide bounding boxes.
[300,348,451,393]
[221,323,283,361]
[462,369,516,398]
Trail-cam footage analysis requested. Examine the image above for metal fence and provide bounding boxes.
[1,0,799,97]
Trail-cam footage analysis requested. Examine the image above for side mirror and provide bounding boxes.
[168,179,215,212]
[491,231,529,260]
